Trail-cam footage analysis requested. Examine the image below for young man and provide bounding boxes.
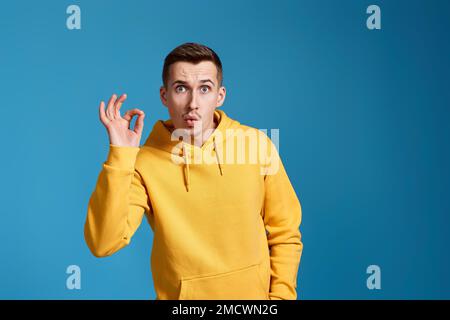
[84,43,303,300]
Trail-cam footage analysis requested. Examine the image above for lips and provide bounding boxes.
[183,113,200,127]
[183,114,200,121]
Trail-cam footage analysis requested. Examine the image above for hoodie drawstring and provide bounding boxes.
[213,136,224,176]
[181,136,223,192]
[182,142,190,192]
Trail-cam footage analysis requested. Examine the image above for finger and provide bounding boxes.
[122,111,131,122]
[123,108,143,122]
[133,113,145,136]
[106,94,117,119]
[99,101,108,124]
[114,93,127,118]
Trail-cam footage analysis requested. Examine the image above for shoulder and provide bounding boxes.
[135,145,160,166]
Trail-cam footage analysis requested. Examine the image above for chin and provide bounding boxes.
[190,127,203,137]
[178,126,201,138]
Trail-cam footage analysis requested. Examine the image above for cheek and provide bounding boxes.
[201,92,219,105]
[168,93,186,107]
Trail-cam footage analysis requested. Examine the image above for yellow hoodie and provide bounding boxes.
[84,109,303,300]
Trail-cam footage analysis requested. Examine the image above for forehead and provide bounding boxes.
[169,61,218,84]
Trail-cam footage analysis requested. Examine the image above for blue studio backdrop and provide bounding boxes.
[1,0,449,299]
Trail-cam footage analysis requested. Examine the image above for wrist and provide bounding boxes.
[105,144,140,169]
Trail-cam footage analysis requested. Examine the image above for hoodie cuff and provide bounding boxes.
[105,144,140,170]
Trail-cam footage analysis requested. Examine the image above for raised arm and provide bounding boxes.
[84,94,151,257]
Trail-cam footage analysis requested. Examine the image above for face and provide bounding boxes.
[160,61,226,139]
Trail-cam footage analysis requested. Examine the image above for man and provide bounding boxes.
[84,42,303,300]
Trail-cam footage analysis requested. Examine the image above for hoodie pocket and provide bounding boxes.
[179,263,269,300]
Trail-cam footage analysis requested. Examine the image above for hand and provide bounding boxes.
[99,93,145,147]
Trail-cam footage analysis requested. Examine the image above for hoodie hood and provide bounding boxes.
[143,109,238,192]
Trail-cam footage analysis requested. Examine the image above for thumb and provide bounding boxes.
[133,113,145,136]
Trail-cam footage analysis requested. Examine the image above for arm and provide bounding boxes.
[262,139,303,300]
[84,145,151,257]
[84,93,148,257]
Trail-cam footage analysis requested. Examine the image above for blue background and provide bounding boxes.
[1,0,449,299]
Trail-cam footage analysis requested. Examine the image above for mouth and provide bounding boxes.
[183,114,200,127]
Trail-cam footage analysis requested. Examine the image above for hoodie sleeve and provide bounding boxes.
[84,144,151,258]
[262,138,303,300]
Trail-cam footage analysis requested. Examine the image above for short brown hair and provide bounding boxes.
[162,42,223,88]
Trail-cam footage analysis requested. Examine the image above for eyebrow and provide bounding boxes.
[171,79,216,87]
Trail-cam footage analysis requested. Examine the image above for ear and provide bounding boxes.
[216,86,226,108]
[160,86,168,107]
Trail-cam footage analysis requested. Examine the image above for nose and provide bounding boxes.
[187,90,199,112]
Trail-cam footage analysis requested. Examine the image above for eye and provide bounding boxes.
[175,85,186,93]
[200,85,210,94]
